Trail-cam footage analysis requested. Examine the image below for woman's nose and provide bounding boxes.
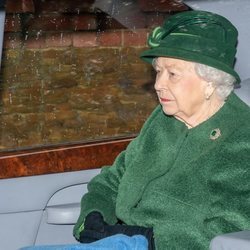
[154,74,168,91]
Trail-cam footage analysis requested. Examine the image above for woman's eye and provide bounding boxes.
[169,71,181,80]
[155,69,162,76]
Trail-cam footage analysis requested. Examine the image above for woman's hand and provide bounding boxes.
[79,211,155,250]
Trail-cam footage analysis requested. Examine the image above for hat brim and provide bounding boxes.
[140,47,241,84]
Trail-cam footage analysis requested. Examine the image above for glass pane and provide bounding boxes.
[0,0,189,151]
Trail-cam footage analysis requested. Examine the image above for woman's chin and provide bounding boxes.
[162,106,175,116]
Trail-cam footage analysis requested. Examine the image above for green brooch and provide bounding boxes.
[210,128,221,140]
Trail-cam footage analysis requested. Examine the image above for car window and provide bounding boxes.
[0,0,189,152]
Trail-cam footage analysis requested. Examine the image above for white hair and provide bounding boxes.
[152,58,236,100]
[194,63,236,101]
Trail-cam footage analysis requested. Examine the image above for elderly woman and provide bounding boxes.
[74,10,250,249]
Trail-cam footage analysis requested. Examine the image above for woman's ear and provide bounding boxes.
[204,82,215,100]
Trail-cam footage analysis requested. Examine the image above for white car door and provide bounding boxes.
[0,169,99,249]
[0,136,131,250]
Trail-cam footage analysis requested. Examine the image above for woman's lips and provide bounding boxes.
[160,97,171,102]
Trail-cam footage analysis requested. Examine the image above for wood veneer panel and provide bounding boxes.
[0,136,134,179]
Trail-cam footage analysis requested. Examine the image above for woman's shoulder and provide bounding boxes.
[234,89,249,110]
[137,104,176,135]
[146,104,163,120]
[222,93,250,142]
[129,105,170,144]
[138,105,162,131]
[223,93,250,127]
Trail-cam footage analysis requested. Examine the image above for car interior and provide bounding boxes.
[0,0,249,249]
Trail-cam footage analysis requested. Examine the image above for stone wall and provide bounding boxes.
[0,0,188,150]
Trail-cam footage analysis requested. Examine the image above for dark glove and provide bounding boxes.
[79,211,155,250]
[79,211,107,243]
[84,211,107,232]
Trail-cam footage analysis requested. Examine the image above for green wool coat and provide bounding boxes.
[74,93,250,249]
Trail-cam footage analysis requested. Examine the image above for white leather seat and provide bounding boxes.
[210,231,250,250]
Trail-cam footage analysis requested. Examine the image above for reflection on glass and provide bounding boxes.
[0,0,188,151]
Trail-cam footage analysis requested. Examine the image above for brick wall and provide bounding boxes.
[0,0,188,150]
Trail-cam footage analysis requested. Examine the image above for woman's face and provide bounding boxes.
[154,57,208,122]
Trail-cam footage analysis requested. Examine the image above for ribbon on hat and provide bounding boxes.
[148,14,236,49]
[148,26,167,48]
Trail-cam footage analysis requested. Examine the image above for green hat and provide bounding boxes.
[140,10,240,84]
